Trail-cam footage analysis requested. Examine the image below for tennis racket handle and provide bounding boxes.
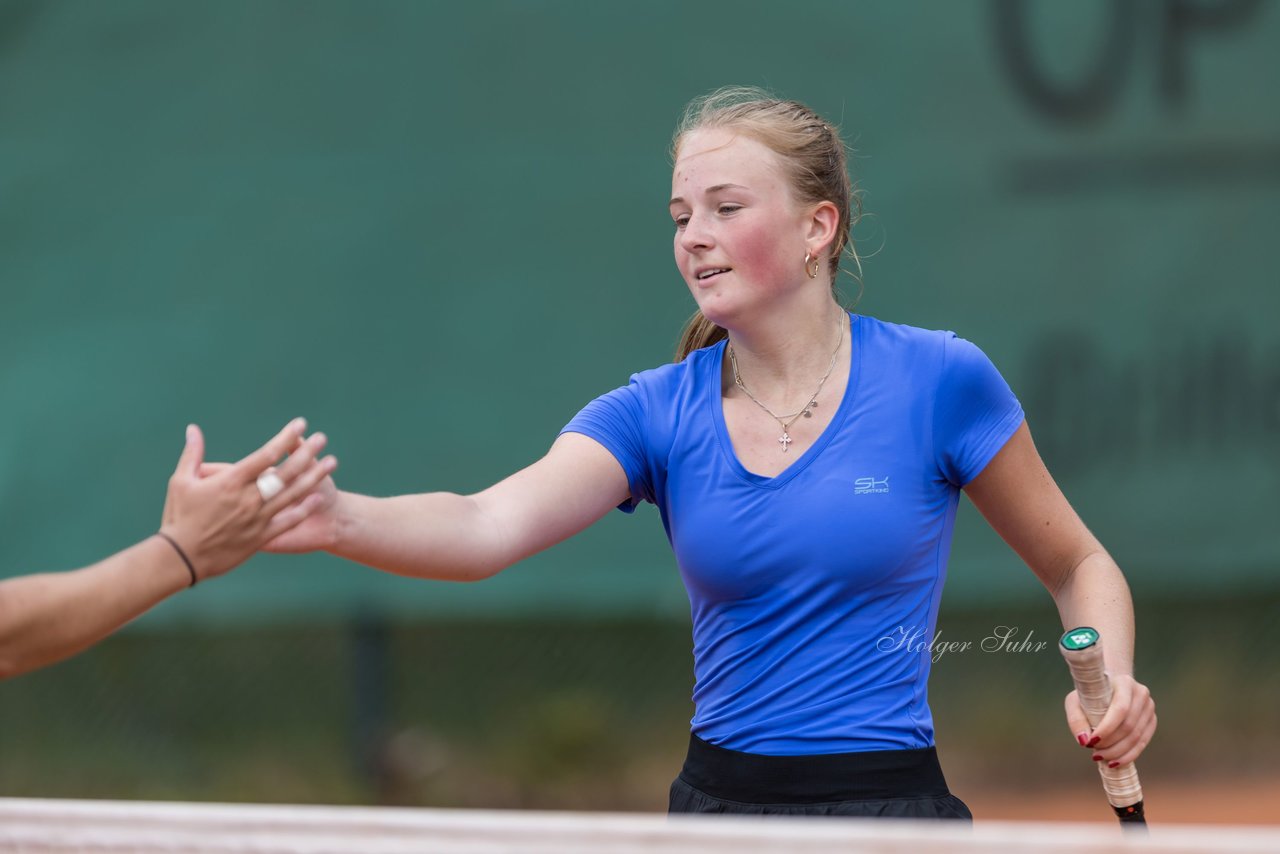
[1059,628,1144,810]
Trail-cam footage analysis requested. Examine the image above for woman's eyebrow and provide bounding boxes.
[669,183,750,207]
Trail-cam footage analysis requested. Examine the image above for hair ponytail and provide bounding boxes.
[675,310,728,362]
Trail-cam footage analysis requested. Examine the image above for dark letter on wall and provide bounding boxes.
[994,0,1138,124]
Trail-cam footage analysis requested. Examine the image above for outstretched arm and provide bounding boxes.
[0,420,335,680]
[963,420,1157,769]
[266,432,632,582]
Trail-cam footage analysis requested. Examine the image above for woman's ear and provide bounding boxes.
[806,200,841,259]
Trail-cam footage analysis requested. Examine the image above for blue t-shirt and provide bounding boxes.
[560,312,1024,755]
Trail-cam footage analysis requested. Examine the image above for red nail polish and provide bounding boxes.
[1076,733,1088,747]
[1088,736,1101,747]
[1092,754,1103,762]
[1108,761,1120,769]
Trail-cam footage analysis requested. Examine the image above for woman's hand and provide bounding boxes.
[258,473,342,554]
[1065,673,1157,768]
[159,418,338,581]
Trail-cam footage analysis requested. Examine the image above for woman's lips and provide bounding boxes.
[694,268,731,287]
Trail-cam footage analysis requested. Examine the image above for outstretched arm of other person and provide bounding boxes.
[0,420,335,679]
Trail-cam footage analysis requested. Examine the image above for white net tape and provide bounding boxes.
[0,798,1277,853]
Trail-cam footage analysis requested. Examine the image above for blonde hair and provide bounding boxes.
[671,87,863,361]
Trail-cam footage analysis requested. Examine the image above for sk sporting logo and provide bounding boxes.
[854,476,890,495]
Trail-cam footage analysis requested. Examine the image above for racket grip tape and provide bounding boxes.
[1059,627,1146,824]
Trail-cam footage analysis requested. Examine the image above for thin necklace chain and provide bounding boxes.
[727,312,845,453]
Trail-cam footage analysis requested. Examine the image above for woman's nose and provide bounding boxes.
[679,216,713,252]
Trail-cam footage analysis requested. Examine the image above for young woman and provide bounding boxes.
[266,88,1156,818]
[0,419,336,680]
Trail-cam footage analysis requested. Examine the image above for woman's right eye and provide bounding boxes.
[673,216,689,230]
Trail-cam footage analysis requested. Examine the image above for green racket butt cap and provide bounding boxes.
[1060,627,1100,651]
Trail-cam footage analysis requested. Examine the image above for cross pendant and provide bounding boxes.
[778,431,793,452]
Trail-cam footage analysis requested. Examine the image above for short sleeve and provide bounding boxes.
[559,376,655,513]
[933,334,1025,487]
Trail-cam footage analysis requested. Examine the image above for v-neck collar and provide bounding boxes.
[709,311,862,489]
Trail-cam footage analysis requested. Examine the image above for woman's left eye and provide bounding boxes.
[718,205,742,215]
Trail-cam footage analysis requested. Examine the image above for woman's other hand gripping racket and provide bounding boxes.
[1060,627,1156,829]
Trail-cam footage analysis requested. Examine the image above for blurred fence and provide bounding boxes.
[1,594,1276,818]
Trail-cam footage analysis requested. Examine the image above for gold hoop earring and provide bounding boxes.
[803,251,820,279]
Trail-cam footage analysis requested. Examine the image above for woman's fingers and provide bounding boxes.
[198,462,233,478]
[201,425,321,497]
[1063,690,1093,747]
[229,417,307,484]
[1095,702,1157,767]
[1082,675,1136,747]
[269,432,329,488]
[261,492,329,544]
[262,452,338,517]
[173,424,206,479]
[1089,681,1156,766]
[1067,675,1157,768]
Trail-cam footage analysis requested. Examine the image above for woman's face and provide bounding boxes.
[670,128,812,327]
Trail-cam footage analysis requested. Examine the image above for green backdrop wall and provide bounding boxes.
[2,0,1278,624]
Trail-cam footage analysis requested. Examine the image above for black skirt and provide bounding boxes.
[668,733,972,819]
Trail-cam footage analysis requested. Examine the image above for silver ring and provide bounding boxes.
[256,470,284,502]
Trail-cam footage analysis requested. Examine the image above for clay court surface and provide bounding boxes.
[963,777,1280,825]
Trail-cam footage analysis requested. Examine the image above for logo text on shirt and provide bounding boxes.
[854,476,890,495]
